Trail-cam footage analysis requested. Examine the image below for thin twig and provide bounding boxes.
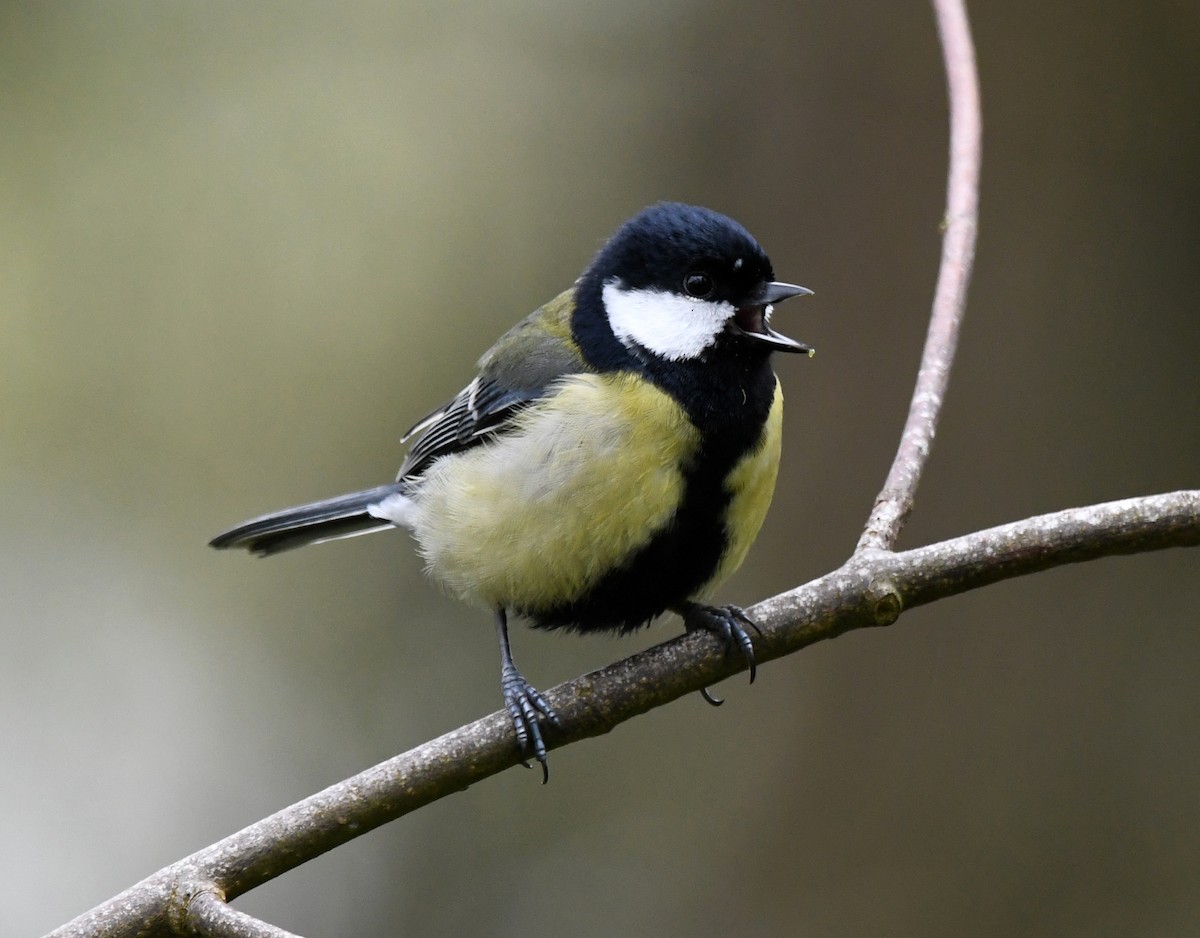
[47,490,1200,938]
[856,0,982,552]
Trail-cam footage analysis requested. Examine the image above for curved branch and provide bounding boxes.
[857,0,982,551]
[47,490,1200,938]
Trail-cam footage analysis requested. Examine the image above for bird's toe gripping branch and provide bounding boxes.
[676,601,762,706]
[500,663,560,783]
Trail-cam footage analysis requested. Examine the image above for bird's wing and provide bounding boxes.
[396,289,590,481]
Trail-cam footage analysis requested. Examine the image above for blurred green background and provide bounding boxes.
[4,2,1199,935]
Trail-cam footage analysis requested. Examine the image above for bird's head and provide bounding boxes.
[575,202,812,367]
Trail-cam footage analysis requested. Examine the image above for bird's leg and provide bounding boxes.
[672,600,762,707]
[495,607,560,783]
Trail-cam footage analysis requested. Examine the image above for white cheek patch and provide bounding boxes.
[602,280,734,360]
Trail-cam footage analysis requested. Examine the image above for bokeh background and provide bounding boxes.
[4,2,1199,935]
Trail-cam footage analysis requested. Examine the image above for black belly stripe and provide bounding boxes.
[524,449,733,633]
[525,352,777,634]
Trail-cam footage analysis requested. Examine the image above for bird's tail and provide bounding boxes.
[209,483,408,556]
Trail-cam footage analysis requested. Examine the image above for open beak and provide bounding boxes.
[732,281,814,355]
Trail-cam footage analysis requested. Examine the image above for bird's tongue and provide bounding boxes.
[735,305,768,336]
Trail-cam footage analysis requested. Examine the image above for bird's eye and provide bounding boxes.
[683,272,714,298]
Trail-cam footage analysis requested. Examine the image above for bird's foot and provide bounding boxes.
[500,664,561,783]
[676,602,762,706]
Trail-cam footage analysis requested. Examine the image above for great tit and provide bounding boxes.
[210,202,813,780]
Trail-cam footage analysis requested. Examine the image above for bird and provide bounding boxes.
[210,202,813,781]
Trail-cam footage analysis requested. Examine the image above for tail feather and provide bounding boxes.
[210,483,406,556]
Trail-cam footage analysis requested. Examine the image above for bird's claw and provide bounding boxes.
[679,602,761,705]
[700,686,725,707]
[501,664,560,783]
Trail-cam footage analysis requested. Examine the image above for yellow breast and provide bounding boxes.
[408,372,700,611]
